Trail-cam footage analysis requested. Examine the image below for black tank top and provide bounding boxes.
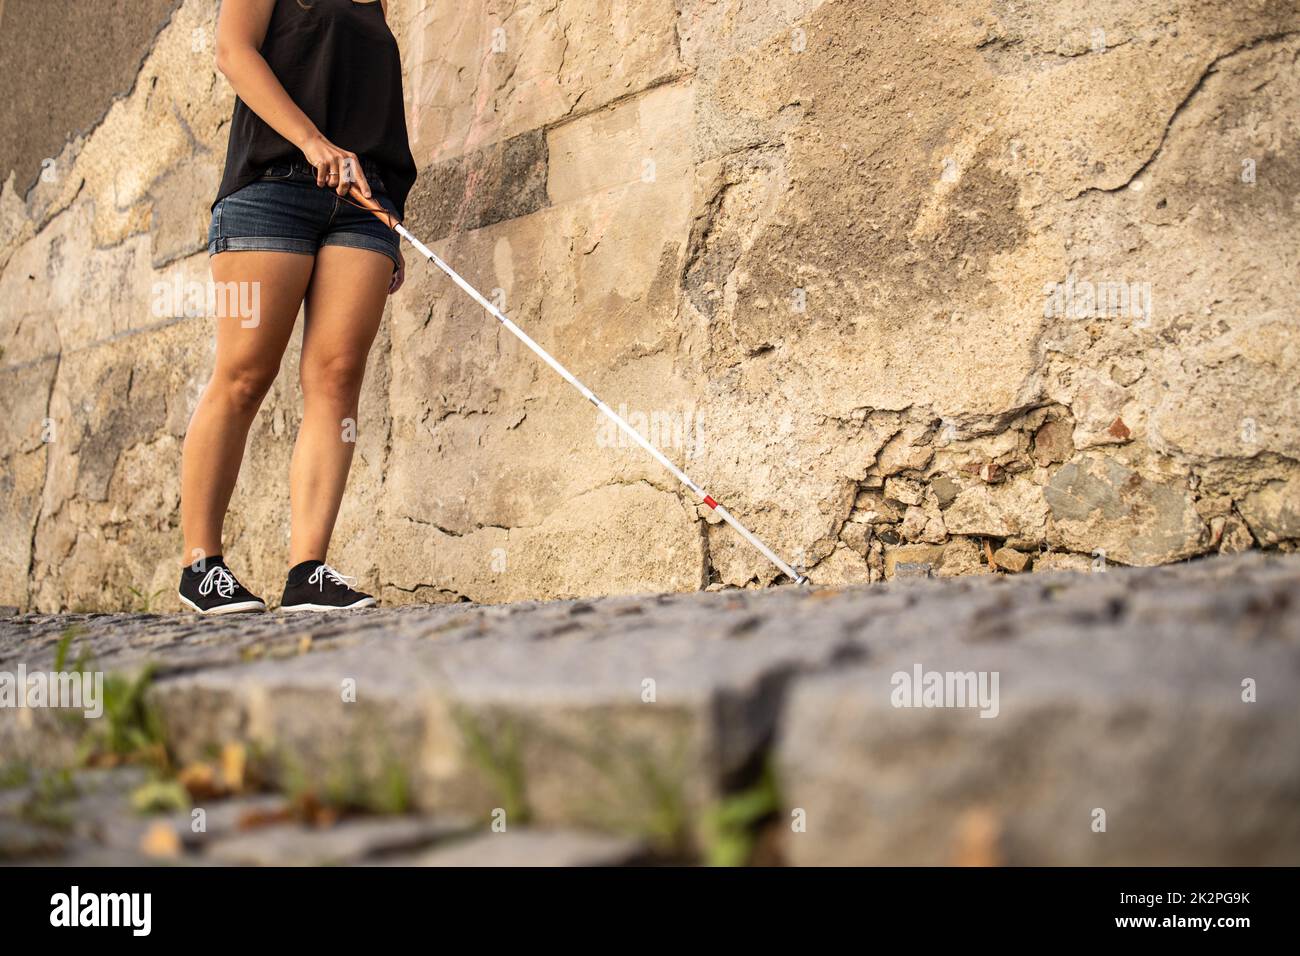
[213,0,416,217]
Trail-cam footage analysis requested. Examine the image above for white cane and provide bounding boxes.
[344,186,808,585]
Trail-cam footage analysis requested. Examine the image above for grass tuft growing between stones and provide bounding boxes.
[702,759,782,867]
[50,627,169,770]
[565,726,693,859]
[624,750,691,857]
[0,761,33,790]
[52,624,89,675]
[456,708,531,826]
[17,768,78,831]
[124,586,169,614]
[320,757,412,817]
[83,665,167,768]
[129,778,191,814]
[278,741,414,819]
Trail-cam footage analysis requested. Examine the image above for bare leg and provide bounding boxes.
[180,252,315,566]
[288,245,392,565]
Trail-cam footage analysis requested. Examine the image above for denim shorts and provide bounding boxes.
[208,159,401,271]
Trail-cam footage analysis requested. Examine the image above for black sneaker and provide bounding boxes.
[178,557,266,615]
[279,560,377,612]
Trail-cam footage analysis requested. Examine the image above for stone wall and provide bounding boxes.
[1,0,1297,611]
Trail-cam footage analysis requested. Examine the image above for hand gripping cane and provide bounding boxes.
[344,185,809,586]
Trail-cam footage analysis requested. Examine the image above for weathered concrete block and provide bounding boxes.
[146,601,858,846]
[4,554,1299,865]
[777,563,1300,865]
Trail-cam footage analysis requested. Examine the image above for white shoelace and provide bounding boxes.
[307,564,357,592]
[198,565,238,599]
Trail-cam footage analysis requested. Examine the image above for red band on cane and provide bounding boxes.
[704,495,718,509]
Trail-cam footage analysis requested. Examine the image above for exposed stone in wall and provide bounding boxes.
[404,129,550,241]
[0,0,1297,610]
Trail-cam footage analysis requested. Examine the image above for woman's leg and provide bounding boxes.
[289,245,392,565]
[180,252,315,565]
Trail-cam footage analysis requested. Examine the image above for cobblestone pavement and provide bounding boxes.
[2,553,1298,865]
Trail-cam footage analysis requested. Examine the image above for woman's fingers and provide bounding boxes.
[343,154,372,199]
[316,154,339,188]
[315,153,342,190]
[353,166,373,199]
[302,144,372,199]
[333,155,348,196]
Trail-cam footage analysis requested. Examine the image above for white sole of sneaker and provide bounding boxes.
[278,598,378,613]
[178,593,266,615]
